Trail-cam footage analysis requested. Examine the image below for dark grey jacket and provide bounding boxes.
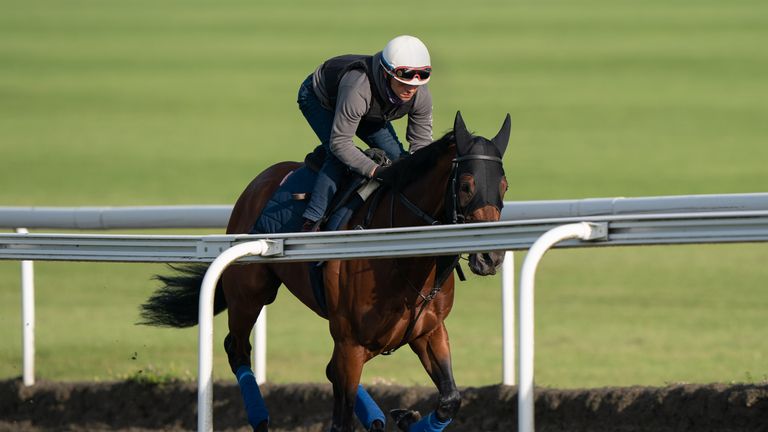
[311,52,433,177]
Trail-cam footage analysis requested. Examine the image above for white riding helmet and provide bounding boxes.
[380,35,431,86]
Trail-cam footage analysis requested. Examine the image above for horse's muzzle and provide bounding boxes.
[464,206,505,276]
[468,251,505,276]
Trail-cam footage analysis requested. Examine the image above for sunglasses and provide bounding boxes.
[391,66,431,81]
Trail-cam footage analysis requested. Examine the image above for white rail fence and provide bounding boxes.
[2,193,768,432]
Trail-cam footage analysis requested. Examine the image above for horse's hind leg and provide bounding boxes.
[222,263,280,432]
[394,323,460,432]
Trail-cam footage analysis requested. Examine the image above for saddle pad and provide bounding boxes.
[251,166,317,235]
[251,166,375,234]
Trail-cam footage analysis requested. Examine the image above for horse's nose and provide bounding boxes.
[468,251,505,276]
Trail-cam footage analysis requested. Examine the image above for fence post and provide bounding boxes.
[501,250,515,386]
[17,228,35,387]
[254,307,267,384]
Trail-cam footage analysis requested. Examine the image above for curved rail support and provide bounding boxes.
[518,222,607,432]
[198,240,270,432]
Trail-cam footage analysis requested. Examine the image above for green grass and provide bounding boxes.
[1,0,767,388]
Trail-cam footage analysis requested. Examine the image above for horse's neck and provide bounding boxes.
[399,148,454,224]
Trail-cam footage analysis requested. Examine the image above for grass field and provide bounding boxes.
[1,0,767,388]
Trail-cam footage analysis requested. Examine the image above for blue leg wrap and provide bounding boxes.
[408,411,452,432]
[354,384,385,429]
[235,366,269,428]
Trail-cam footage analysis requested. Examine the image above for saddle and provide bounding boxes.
[251,146,391,235]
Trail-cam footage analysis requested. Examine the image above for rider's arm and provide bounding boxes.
[405,86,433,153]
[329,70,380,178]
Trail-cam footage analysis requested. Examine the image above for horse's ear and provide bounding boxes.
[454,111,472,152]
[491,113,511,156]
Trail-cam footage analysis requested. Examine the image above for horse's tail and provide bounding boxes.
[138,264,227,328]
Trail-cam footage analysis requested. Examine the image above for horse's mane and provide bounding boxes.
[384,130,455,190]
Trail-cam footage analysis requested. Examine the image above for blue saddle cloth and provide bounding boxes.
[251,166,365,234]
[251,166,316,234]
[250,166,369,317]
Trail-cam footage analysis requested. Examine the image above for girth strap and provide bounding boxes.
[361,186,387,229]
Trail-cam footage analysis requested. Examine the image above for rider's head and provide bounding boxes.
[380,35,432,88]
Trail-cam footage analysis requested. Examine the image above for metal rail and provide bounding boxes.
[3,210,768,263]
[3,193,768,229]
[0,205,232,229]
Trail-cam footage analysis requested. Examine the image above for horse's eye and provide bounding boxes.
[458,174,475,207]
[500,176,508,200]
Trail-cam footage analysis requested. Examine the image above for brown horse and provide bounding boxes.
[140,111,510,432]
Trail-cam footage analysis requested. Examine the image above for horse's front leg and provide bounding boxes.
[326,342,366,432]
[394,323,460,432]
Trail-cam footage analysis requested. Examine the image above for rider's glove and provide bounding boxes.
[373,165,395,186]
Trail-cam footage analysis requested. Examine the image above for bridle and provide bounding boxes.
[394,153,505,226]
[445,153,504,224]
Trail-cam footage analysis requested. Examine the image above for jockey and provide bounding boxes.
[298,35,434,231]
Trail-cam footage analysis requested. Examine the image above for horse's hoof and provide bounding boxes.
[254,419,268,432]
[369,419,385,432]
[390,409,421,431]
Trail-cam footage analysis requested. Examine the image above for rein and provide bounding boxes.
[380,152,503,356]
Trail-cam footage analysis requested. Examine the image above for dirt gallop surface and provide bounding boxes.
[1,379,767,431]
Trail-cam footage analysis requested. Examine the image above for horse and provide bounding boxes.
[140,111,510,432]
